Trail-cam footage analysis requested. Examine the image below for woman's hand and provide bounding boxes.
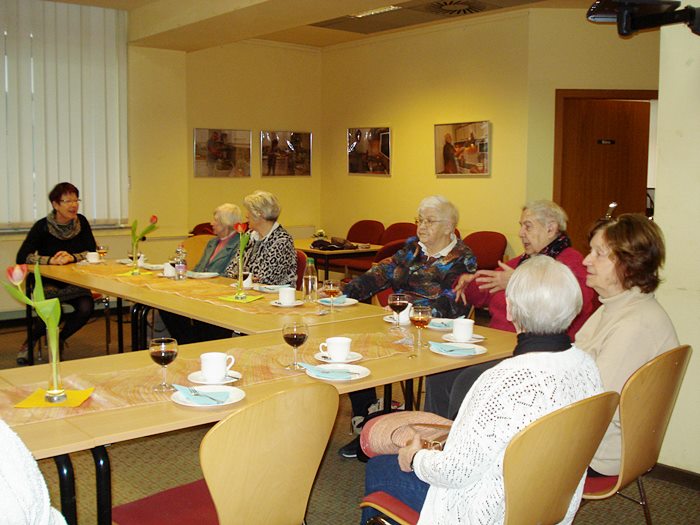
[398,432,423,473]
[475,262,513,294]
[453,273,477,304]
[50,251,74,265]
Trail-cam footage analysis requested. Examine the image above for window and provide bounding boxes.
[0,0,128,230]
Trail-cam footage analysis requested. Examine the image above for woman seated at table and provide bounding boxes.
[15,182,97,365]
[423,200,598,418]
[339,195,476,459]
[159,203,242,344]
[224,190,296,286]
[361,256,603,525]
[576,213,678,477]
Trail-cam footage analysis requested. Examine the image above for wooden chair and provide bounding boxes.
[182,234,215,268]
[463,231,507,270]
[582,345,692,524]
[113,383,339,525]
[360,391,619,525]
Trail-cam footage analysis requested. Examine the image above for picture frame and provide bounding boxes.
[193,128,252,177]
[434,121,490,177]
[260,130,312,176]
[347,127,391,175]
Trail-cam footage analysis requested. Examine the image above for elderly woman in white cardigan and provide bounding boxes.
[361,256,603,525]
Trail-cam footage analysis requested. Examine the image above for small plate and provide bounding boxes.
[187,370,242,385]
[187,271,219,279]
[429,343,487,358]
[171,385,246,407]
[442,333,486,343]
[270,300,304,308]
[382,315,411,326]
[317,297,359,307]
[427,318,453,331]
[254,284,286,293]
[305,364,370,382]
[314,351,363,364]
[116,258,133,265]
[142,263,164,271]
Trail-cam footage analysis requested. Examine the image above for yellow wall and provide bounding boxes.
[654,24,700,473]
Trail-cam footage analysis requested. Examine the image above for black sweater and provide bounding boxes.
[16,214,97,264]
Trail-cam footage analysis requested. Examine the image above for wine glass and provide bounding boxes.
[149,337,178,392]
[388,293,410,331]
[96,244,109,260]
[322,279,341,314]
[282,321,308,370]
[409,305,432,355]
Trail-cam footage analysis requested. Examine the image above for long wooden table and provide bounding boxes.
[37,261,387,350]
[294,238,382,279]
[1,317,515,524]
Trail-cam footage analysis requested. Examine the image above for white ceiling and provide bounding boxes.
[56,0,593,51]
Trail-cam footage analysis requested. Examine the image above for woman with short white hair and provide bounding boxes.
[361,256,603,525]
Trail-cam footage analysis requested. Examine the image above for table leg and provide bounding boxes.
[54,454,78,525]
[91,446,112,525]
[117,298,124,353]
[130,304,143,351]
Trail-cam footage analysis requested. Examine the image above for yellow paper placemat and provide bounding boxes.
[116,270,153,277]
[217,294,264,303]
[15,388,95,408]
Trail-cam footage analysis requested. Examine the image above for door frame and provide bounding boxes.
[552,89,658,202]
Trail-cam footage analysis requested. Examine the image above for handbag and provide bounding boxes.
[360,411,453,458]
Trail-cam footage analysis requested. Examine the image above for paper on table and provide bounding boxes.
[15,388,95,408]
[162,263,176,277]
[172,384,228,405]
[428,342,478,356]
[298,362,355,380]
[217,294,264,303]
[116,270,153,277]
[318,295,347,306]
[397,304,411,325]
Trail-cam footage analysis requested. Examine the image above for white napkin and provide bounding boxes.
[397,304,411,325]
[137,253,147,267]
[243,273,253,288]
[162,262,176,278]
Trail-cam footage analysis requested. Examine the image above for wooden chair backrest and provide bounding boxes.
[182,234,215,268]
[503,391,619,525]
[200,383,338,525]
[617,345,692,489]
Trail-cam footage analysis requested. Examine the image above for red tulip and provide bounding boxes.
[150,215,158,224]
[234,222,248,234]
[6,264,28,286]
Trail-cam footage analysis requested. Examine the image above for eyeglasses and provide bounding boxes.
[414,217,446,227]
[59,199,81,205]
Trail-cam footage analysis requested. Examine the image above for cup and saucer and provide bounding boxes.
[442,333,485,344]
[187,370,242,385]
[314,351,363,364]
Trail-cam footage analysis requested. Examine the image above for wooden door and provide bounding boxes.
[554,90,656,252]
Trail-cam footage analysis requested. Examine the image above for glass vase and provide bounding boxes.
[131,240,140,275]
[45,326,66,403]
[234,259,247,300]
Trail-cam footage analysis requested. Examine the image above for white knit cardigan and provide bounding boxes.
[0,418,67,525]
[414,347,603,525]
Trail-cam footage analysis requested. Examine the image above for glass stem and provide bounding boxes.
[417,328,422,349]
[293,346,298,368]
[162,365,167,386]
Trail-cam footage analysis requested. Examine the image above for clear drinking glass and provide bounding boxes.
[96,244,109,260]
[149,337,178,392]
[322,279,341,314]
[282,322,308,370]
[387,293,410,331]
[409,305,432,356]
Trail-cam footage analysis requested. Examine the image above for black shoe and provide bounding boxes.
[339,436,360,459]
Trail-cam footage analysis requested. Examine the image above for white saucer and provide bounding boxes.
[187,370,242,385]
[187,271,218,279]
[442,333,486,344]
[317,298,359,307]
[254,284,286,293]
[382,315,411,326]
[305,364,370,382]
[171,385,246,407]
[270,299,304,308]
[314,351,363,364]
[429,343,487,358]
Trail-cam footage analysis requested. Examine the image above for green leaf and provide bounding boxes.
[32,263,46,302]
[2,282,33,307]
[131,220,138,243]
[34,298,61,326]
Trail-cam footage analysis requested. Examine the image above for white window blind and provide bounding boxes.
[0,0,128,229]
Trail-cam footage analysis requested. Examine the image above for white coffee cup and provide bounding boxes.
[200,352,235,382]
[278,287,297,305]
[452,318,475,342]
[319,336,352,362]
[86,251,100,263]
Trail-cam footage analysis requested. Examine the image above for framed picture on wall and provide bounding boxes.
[260,131,312,176]
[347,127,391,175]
[434,121,490,177]
[193,128,252,177]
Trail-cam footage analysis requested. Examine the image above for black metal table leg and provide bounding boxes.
[404,378,415,411]
[91,446,112,525]
[130,303,141,351]
[117,298,124,353]
[54,454,78,525]
[138,305,151,350]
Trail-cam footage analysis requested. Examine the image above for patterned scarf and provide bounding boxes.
[517,232,571,267]
[46,210,82,241]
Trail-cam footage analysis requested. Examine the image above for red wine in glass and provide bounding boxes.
[283,332,308,348]
[149,337,178,391]
[283,322,309,370]
[388,293,410,330]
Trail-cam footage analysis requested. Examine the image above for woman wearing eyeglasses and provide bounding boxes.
[339,195,476,459]
[15,182,97,365]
